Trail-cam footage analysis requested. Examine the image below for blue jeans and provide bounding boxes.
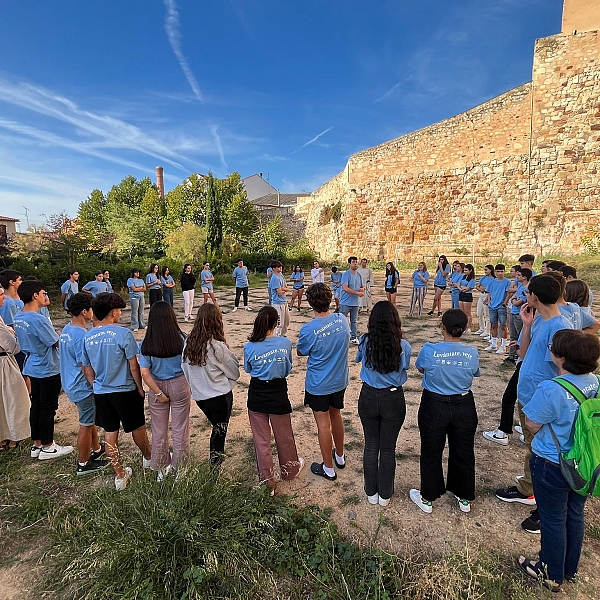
[339,304,359,339]
[451,289,460,309]
[162,288,174,306]
[130,295,146,329]
[488,306,507,325]
[530,453,587,583]
[358,383,406,500]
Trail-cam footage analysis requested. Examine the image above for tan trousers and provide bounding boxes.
[517,402,535,497]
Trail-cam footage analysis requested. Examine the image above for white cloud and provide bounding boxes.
[163,0,203,101]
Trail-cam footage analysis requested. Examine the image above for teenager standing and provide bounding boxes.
[180,264,196,322]
[127,268,146,331]
[428,255,450,316]
[409,262,429,316]
[384,262,400,307]
[146,263,163,307]
[200,262,219,307]
[289,265,305,311]
[232,260,251,311]
[160,266,175,307]
[268,260,289,336]
[339,256,364,345]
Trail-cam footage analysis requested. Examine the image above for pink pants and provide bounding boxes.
[148,374,191,470]
[248,410,301,489]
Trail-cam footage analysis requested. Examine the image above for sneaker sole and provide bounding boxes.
[495,494,536,505]
[522,526,541,534]
[76,465,109,476]
[482,433,509,446]
[39,449,74,460]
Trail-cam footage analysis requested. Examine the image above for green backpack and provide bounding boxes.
[549,376,600,497]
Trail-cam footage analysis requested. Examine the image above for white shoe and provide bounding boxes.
[38,442,74,460]
[409,488,433,513]
[143,456,152,470]
[519,434,525,443]
[367,493,379,505]
[453,494,471,513]
[483,335,491,341]
[351,337,360,345]
[378,496,391,507]
[514,425,523,435]
[245,306,252,311]
[482,429,509,446]
[232,307,238,312]
[184,316,189,322]
[30,445,42,458]
[133,328,139,332]
[464,329,472,335]
[515,474,524,483]
[115,466,133,491]
[484,344,497,351]
[474,329,484,335]
[156,464,173,482]
[496,346,506,354]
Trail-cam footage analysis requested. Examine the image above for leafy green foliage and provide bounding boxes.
[165,222,207,267]
[205,173,223,255]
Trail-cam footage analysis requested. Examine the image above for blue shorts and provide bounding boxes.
[75,394,96,426]
[333,288,341,299]
[489,306,508,325]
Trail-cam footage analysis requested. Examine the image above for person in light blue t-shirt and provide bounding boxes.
[298,283,351,483]
[81,292,151,491]
[146,263,163,307]
[458,263,476,332]
[102,270,113,293]
[409,262,429,317]
[519,330,600,589]
[139,301,191,479]
[330,267,342,312]
[82,271,109,297]
[60,269,79,311]
[160,266,175,307]
[59,293,108,475]
[484,264,512,353]
[200,262,219,307]
[244,306,303,492]
[339,256,364,344]
[410,309,480,515]
[355,301,411,506]
[289,265,305,312]
[428,255,451,316]
[14,280,73,460]
[449,261,464,310]
[268,260,289,336]
[127,268,146,331]
[232,260,250,310]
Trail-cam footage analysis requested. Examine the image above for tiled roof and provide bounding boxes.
[252,193,311,207]
[0,216,19,221]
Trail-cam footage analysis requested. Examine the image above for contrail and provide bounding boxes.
[295,126,334,152]
[164,0,203,100]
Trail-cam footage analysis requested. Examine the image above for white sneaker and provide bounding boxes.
[453,494,471,513]
[514,425,523,434]
[367,493,379,505]
[409,488,433,513]
[484,344,497,351]
[483,335,491,341]
[232,307,238,312]
[519,434,525,443]
[474,329,484,335]
[351,338,360,345]
[38,442,74,460]
[156,464,173,482]
[245,306,252,311]
[515,474,524,483]
[495,346,506,354]
[115,466,133,491]
[378,496,391,507]
[464,329,472,335]
[30,445,42,458]
[482,429,509,446]
[143,456,152,470]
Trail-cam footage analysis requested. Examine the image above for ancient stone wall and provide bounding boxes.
[562,0,600,34]
[296,24,600,262]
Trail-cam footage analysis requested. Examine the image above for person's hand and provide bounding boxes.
[138,388,145,398]
[520,302,535,326]
[155,392,170,403]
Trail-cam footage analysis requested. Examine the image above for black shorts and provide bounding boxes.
[95,389,146,433]
[304,388,346,412]
[458,292,473,302]
[385,287,397,294]
[434,285,446,291]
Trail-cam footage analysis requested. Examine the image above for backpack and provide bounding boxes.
[549,375,600,497]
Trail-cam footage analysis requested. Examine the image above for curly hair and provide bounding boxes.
[183,303,227,366]
[362,301,403,374]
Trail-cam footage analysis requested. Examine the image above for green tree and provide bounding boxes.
[165,222,207,266]
[164,173,207,230]
[77,189,107,248]
[247,215,287,254]
[205,173,222,255]
[223,193,260,243]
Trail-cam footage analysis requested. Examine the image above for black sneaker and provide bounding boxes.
[495,485,536,505]
[310,462,337,481]
[521,509,540,533]
[89,443,106,461]
[76,459,110,476]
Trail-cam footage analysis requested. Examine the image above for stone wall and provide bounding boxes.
[296,23,600,262]
[562,0,600,34]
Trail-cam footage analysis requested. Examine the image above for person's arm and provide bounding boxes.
[525,417,542,434]
[128,356,144,395]
[82,365,95,387]
[517,304,535,359]
[140,367,170,403]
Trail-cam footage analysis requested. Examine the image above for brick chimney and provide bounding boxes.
[156,166,165,198]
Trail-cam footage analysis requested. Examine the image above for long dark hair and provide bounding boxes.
[248,306,278,343]
[437,255,449,272]
[182,263,193,275]
[362,301,403,374]
[464,263,475,281]
[385,262,397,277]
[140,302,185,358]
[484,264,496,278]
[148,263,159,275]
[565,279,590,308]
[161,265,171,278]
[183,303,226,366]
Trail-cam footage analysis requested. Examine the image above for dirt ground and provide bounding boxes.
[2,273,600,599]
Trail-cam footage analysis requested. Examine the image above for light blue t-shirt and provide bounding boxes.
[330,272,342,288]
[61,279,79,309]
[517,314,573,406]
[244,336,293,380]
[415,341,480,396]
[82,280,109,297]
[559,302,596,331]
[268,273,287,305]
[59,323,93,403]
[161,275,174,289]
[0,296,24,326]
[486,277,511,309]
[200,270,214,290]
[13,311,60,378]
[138,341,184,380]
[81,325,138,393]
[450,271,463,296]
[297,313,351,395]
[104,279,113,293]
[290,272,304,290]
[385,272,398,289]
[510,283,527,315]
[340,270,362,307]
[433,264,450,287]
[478,274,494,291]
[127,277,145,299]
[146,273,161,290]
[233,266,249,288]
[412,270,429,289]
[356,337,412,388]
[524,373,600,464]
[460,276,476,294]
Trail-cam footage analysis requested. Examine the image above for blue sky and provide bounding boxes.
[0,0,563,228]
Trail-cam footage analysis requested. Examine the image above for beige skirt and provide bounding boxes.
[0,354,31,442]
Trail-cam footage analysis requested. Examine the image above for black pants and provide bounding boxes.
[234,286,249,307]
[499,362,521,434]
[358,383,406,500]
[196,391,233,465]
[418,389,478,502]
[30,374,62,445]
[149,288,162,306]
